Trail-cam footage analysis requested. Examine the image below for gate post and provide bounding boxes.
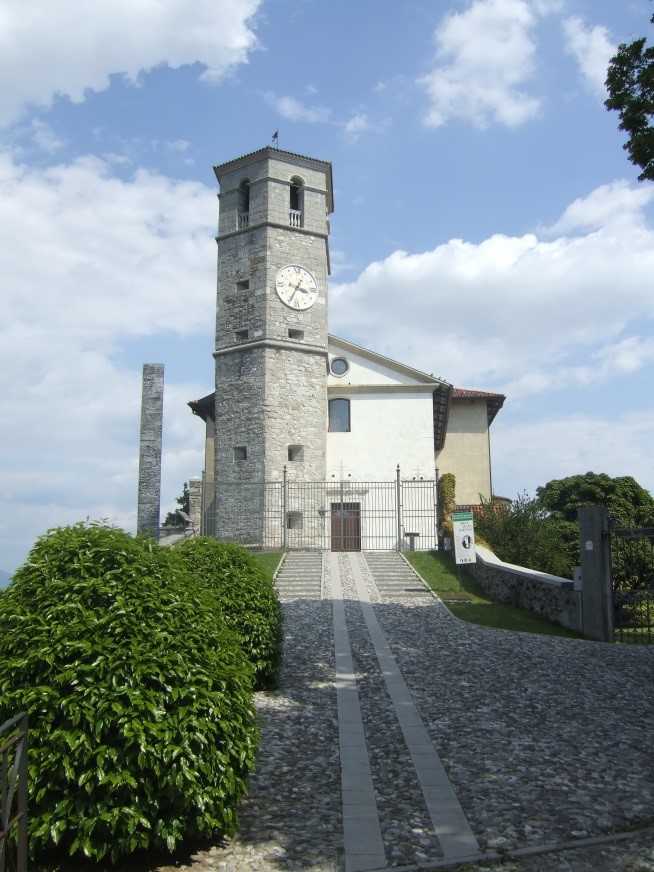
[396,464,402,551]
[578,506,614,642]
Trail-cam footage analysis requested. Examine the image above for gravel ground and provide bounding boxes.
[154,554,654,872]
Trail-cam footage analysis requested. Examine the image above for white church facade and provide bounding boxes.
[189,146,504,551]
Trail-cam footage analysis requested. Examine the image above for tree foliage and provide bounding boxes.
[162,481,190,527]
[536,471,654,527]
[172,537,284,690]
[474,493,578,579]
[475,473,654,579]
[605,4,654,181]
[0,523,258,864]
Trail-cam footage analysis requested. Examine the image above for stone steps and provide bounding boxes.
[363,551,432,602]
[275,551,324,601]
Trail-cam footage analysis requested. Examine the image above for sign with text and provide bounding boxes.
[451,511,477,564]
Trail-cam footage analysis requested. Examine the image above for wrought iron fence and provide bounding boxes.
[610,525,654,644]
[201,467,438,552]
[0,712,28,872]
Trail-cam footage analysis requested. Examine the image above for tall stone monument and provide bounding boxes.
[137,363,164,540]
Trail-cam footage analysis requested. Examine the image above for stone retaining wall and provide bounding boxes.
[468,546,582,633]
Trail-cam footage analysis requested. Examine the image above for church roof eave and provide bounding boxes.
[452,388,506,426]
[188,392,215,423]
[328,334,450,387]
[433,382,452,452]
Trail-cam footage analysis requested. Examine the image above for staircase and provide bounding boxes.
[363,551,431,602]
[275,551,324,602]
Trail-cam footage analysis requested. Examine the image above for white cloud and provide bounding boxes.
[419,0,542,128]
[263,92,332,124]
[0,152,215,341]
[0,0,262,127]
[562,16,615,99]
[547,180,653,234]
[500,337,654,401]
[343,113,388,143]
[0,151,215,571]
[493,410,654,499]
[330,181,654,388]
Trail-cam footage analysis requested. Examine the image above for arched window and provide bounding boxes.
[289,176,304,227]
[238,178,250,229]
[328,398,350,432]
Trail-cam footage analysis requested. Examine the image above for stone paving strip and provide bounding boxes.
[331,553,385,872]
[347,552,480,866]
[156,550,654,872]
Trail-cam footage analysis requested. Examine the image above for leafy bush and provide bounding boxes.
[0,522,258,864]
[437,472,456,543]
[474,494,577,579]
[172,538,283,690]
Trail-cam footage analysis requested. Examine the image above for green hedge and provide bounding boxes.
[172,538,283,690]
[0,523,258,864]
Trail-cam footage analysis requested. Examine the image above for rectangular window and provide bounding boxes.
[328,398,350,432]
[235,329,249,341]
[288,328,304,340]
[233,446,247,461]
[236,280,249,291]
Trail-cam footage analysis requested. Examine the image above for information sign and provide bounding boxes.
[451,511,477,565]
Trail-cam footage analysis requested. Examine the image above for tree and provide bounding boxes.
[162,481,190,526]
[605,4,654,181]
[474,493,578,579]
[474,473,654,580]
[536,472,654,527]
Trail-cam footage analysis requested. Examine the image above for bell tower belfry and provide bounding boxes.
[212,147,333,541]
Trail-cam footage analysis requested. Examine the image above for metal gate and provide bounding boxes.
[0,712,28,872]
[202,467,438,552]
[610,525,654,644]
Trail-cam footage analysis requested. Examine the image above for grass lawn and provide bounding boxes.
[405,550,585,639]
[254,551,283,580]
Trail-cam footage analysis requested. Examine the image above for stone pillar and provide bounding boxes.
[578,506,614,642]
[137,364,164,540]
[189,477,202,536]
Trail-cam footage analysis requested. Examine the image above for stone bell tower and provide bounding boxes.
[212,147,333,541]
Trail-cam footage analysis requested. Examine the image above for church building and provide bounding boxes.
[189,146,504,551]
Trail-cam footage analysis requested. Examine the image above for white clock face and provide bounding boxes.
[275,265,318,310]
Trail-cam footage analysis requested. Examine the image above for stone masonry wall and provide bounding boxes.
[137,363,164,539]
[468,547,582,632]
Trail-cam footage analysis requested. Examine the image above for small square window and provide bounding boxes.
[236,280,249,291]
[288,328,304,340]
[288,445,304,462]
[233,446,247,461]
[235,329,249,341]
[287,511,303,530]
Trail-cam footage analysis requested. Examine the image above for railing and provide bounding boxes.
[203,467,438,551]
[0,712,28,872]
[610,525,654,644]
[238,210,303,229]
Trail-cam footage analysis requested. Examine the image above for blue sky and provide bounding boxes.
[1,0,653,573]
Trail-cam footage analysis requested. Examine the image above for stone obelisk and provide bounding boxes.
[137,363,164,540]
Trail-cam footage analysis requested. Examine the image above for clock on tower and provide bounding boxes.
[212,147,333,542]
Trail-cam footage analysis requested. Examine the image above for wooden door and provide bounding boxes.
[331,502,361,551]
